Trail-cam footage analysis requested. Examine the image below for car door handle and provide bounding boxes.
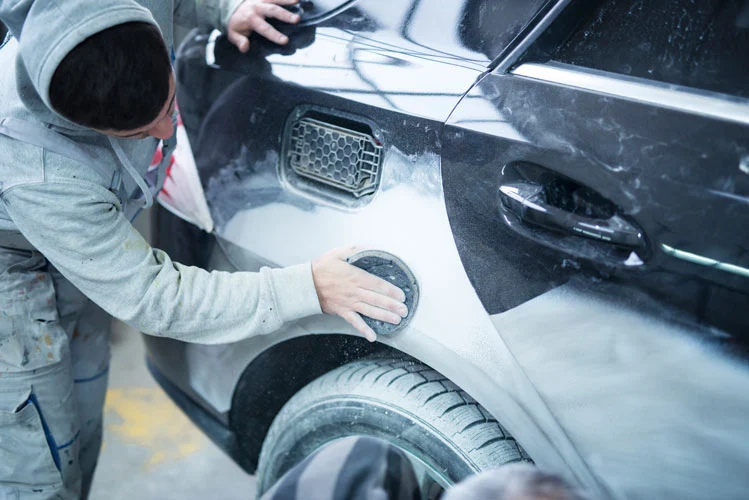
[498,182,645,249]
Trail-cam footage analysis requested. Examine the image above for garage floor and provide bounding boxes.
[87,317,257,500]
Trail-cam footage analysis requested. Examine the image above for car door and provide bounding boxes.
[442,0,749,498]
[444,0,749,331]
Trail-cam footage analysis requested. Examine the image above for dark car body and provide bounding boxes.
[146,1,749,498]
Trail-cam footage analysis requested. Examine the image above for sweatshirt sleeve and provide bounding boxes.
[0,181,322,344]
[173,0,246,31]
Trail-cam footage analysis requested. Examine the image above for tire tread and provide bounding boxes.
[263,356,528,478]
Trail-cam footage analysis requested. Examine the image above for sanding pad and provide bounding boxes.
[346,250,419,336]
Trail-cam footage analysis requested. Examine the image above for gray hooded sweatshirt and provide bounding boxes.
[0,0,322,344]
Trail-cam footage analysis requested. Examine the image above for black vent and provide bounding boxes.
[282,108,383,201]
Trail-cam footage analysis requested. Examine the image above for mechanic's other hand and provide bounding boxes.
[227,0,301,53]
[312,246,409,342]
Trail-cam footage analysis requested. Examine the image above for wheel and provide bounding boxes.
[256,355,530,498]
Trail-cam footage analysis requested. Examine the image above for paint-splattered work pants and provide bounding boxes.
[0,248,110,499]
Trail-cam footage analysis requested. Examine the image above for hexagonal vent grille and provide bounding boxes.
[287,118,382,198]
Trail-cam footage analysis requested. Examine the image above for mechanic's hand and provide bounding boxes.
[312,246,409,343]
[227,0,301,53]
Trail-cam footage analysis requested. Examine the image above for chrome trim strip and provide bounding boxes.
[661,244,749,279]
[494,0,573,74]
[512,62,749,126]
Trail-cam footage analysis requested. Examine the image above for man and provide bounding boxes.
[0,1,408,498]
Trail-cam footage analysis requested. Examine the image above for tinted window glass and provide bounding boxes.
[554,0,749,98]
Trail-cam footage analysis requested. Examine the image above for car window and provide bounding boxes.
[553,0,749,98]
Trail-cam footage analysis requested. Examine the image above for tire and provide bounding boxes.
[256,355,530,496]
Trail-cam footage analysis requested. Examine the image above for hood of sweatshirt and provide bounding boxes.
[1,0,158,133]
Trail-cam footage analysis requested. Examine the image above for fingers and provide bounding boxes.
[357,289,408,318]
[312,246,413,343]
[328,247,406,303]
[258,2,302,24]
[250,16,290,45]
[342,311,377,342]
[354,302,402,326]
[352,267,407,302]
[227,0,302,49]
[227,30,250,53]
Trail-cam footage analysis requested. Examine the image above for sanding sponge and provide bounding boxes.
[346,250,419,336]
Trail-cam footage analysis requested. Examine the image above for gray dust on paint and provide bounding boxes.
[492,281,749,500]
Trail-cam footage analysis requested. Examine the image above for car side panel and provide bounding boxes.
[149,1,620,493]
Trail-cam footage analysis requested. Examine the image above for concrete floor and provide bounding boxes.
[88,319,257,500]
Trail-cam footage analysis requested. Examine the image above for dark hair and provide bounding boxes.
[49,21,171,131]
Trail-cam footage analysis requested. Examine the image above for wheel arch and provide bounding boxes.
[228,334,392,473]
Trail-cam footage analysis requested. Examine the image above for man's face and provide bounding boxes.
[97,72,176,141]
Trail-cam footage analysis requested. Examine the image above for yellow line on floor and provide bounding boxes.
[104,387,205,470]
